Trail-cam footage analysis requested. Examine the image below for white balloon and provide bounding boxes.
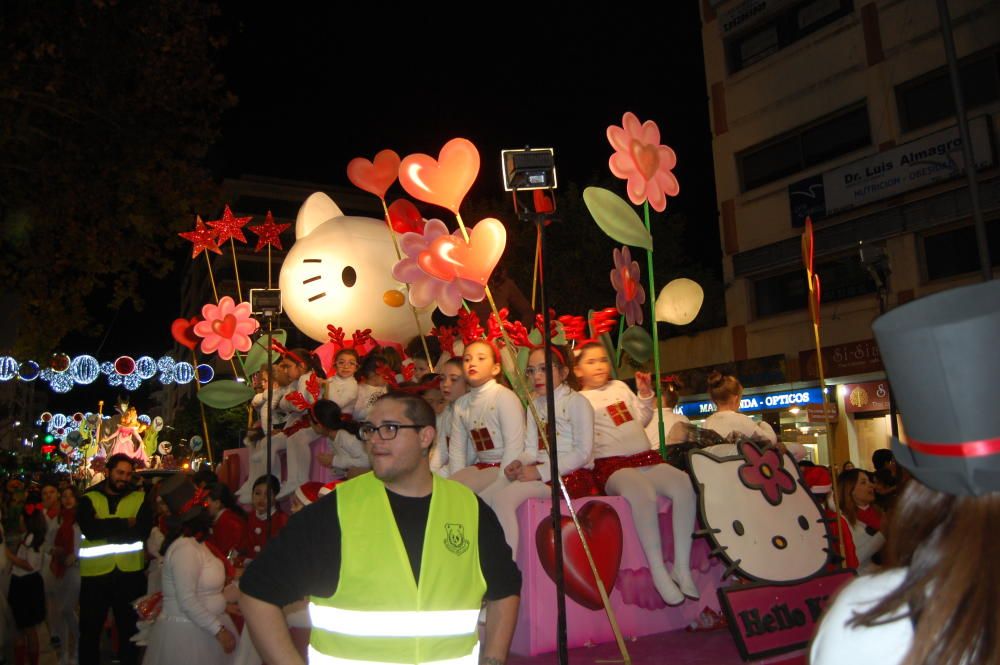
[655,278,704,325]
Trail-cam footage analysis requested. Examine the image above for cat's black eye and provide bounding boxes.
[342,266,357,287]
[732,520,745,536]
[798,515,809,531]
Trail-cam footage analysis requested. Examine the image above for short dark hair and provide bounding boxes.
[106,454,136,473]
[872,448,895,471]
[377,391,436,428]
[253,474,281,495]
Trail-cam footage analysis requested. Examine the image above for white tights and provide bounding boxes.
[450,466,500,494]
[604,464,698,604]
[277,427,319,498]
[485,480,550,559]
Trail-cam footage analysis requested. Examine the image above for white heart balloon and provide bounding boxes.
[655,278,704,325]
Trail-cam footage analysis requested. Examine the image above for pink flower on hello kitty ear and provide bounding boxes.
[737,441,797,506]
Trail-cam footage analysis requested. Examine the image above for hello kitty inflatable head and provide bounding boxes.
[279,192,434,344]
[689,440,829,583]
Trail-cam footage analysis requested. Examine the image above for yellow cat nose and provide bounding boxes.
[383,289,405,307]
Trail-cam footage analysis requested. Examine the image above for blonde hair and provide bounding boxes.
[707,371,742,404]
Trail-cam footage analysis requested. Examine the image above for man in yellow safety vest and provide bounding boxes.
[240,392,522,665]
[77,453,153,665]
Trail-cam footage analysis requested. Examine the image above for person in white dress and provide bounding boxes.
[701,371,777,447]
[485,346,596,558]
[429,358,468,478]
[325,349,360,413]
[576,342,699,606]
[644,379,690,450]
[142,474,239,665]
[448,341,529,494]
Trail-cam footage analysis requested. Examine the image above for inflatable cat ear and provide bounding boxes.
[296,192,344,239]
[689,440,830,584]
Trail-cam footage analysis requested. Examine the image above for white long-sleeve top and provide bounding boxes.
[644,409,691,448]
[525,384,595,482]
[352,383,386,421]
[11,534,42,577]
[160,537,228,635]
[279,372,318,424]
[265,384,293,428]
[580,380,655,459]
[702,410,777,443]
[329,429,370,471]
[326,375,359,414]
[448,379,527,473]
[430,406,456,477]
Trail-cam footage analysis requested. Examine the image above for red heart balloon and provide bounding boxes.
[171,317,201,350]
[535,500,623,610]
[398,138,480,213]
[387,199,425,234]
[347,149,401,199]
[416,218,506,286]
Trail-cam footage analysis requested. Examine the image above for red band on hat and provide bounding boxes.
[907,437,1000,458]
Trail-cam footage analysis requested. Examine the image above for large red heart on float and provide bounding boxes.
[171,317,201,350]
[535,500,623,610]
[399,138,480,213]
[346,149,401,199]
[387,198,425,234]
[416,218,506,286]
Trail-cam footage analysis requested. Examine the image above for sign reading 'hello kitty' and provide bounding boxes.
[278,193,434,344]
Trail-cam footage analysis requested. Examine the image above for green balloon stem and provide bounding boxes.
[642,202,667,460]
[614,316,626,366]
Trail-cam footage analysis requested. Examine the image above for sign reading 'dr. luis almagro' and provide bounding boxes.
[789,116,995,227]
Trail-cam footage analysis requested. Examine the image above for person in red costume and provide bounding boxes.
[241,475,287,561]
[205,483,247,562]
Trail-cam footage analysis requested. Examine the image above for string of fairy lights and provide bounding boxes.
[0,354,215,393]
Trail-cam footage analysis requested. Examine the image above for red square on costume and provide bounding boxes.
[606,402,634,426]
[471,428,495,452]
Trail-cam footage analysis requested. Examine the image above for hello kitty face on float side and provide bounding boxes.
[689,441,829,584]
[279,192,434,344]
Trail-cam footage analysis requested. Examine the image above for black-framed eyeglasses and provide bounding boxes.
[357,422,425,441]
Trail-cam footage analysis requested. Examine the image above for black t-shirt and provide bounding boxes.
[240,484,522,607]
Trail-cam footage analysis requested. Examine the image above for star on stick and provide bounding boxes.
[179,216,223,258]
[206,204,252,244]
[248,211,290,252]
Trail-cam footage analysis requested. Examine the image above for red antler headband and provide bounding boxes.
[271,341,305,366]
[285,374,324,418]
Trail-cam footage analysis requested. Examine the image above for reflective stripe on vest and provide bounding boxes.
[306,643,479,665]
[308,605,481,637]
[77,540,144,558]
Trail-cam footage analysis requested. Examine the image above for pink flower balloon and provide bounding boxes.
[607,112,680,212]
[193,296,259,360]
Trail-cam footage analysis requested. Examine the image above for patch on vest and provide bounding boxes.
[444,523,470,555]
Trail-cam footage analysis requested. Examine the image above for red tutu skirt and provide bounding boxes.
[474,462,501,470]
[547,467,599,499]
[593,450,665,494]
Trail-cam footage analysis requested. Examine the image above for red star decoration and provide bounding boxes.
[248,211,290,252]
[206,204,252,245]
[178,216,223,258]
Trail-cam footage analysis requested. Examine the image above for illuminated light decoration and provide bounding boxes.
[173,362,195,385]
[135,356,157,380]
[56,428,65,436]
[197,364,215,384]
[159,368,176,385]
[40,368,55,383]
[41,412,53,423]
[114,356,136,376]
[70,355,100,385]
[655,278,705,326]
[190,435,204,452]
[107,373,124,387]
[73,412,84,422]
[50,373,74,394]
[52,414,67,429]
[138,415,151,425]
[18,361,40,382]
[123,374,143,391]
[50,353,71,373]
[0,356,18,381]
[158,356,176,372]
[100,362,115,376]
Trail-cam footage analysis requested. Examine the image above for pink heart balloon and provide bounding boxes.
[416,218,506,286]
[347,149,401,199]
[398,138,480,213]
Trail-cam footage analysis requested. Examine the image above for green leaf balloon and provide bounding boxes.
[583,187,653,250]
[197,380,255,410]
[620,325,653,363]
[244,329,288,376]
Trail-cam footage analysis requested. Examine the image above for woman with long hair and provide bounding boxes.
[835,469,884,572]
[49,486,81,665]
[6,506,47,665]
[811,279,1000,665]
[142,474,239,665]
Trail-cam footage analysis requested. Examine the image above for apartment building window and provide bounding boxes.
[738,103,870,192]
[921,219,1000,281]
[897,49,1000,133]
[754,253,876,317]
[726,0,854,73]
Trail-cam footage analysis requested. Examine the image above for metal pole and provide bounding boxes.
[936,0,992,281]
[537,201,568,665]
[265,314,274,541]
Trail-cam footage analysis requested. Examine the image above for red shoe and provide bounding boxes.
[685,607,728,632]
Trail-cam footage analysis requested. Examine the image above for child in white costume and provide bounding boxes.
[271,348,324,499]
[576,342,699,606]
[238,369,288,504]
[486,347,595,558]
[430,358,468,478]
[325,349,359,414]
[449,341,528,494]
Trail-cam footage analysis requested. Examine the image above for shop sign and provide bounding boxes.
[843,381,891,413]
[678,387,824,417]
[788,116,994,226]
[799,339,882,381]
[806,403,839,423]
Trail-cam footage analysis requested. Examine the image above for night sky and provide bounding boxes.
[49,6,720,413]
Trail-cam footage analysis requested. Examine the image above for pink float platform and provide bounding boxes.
[222,436,336,491]
[512,496,726,657]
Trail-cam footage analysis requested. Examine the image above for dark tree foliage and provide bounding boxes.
[0,1,232,356]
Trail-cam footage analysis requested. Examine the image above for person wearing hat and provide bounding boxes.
[76,453,153,665]
[143,473,239,665]
[811,279,1000,665]
[239,391,521,665]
